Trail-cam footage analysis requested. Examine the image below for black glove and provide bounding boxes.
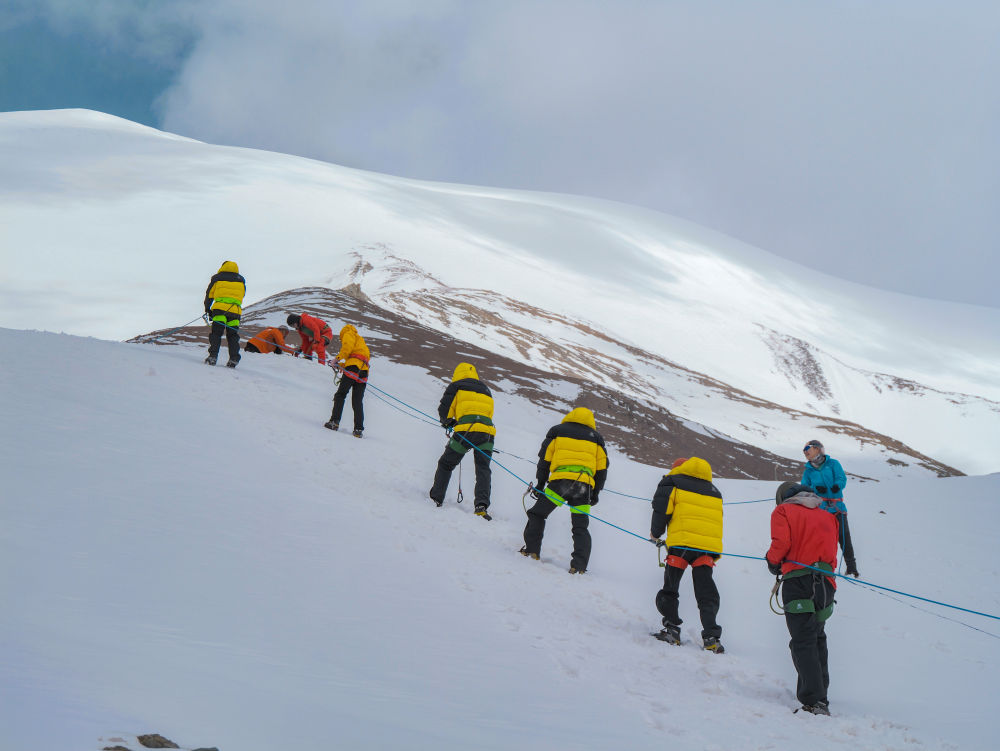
[650,538,665,548]
[532,487,547,502]
[767,560,782,576]
[442,418,458,430]
[590,492,599,505]
[815,485,828,494]
[831,484,840,494]
[846,562,859,578]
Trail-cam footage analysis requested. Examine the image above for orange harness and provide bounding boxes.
[666,554,716,569]
[348,351,371,368]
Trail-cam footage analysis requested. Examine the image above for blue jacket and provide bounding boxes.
[801,456,848,514]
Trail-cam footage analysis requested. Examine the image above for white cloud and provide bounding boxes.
[22,0,1000,308]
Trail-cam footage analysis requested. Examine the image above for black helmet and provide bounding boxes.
[286,313,300,326]
[775,481,807,505]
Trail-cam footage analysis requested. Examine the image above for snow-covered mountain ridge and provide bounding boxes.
[1,108,997,474]
[136,286,959,480]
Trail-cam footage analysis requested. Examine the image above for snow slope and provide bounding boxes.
[1,328,997,750]
[0,109,998,475]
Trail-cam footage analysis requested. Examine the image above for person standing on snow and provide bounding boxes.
[428,362,495,519]
[287,313,332,364]
[324,324,370,438]
[521,407,608,574]
[245,325,289,355]
[766,481,839,716]
[203,260,246,367]
[649,456,725,653]
[801,440,858,577]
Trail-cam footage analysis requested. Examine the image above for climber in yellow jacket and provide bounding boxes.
[649,456,725,653]
[521,407,608,574]
[325,324,370,437]
[203,261,246,367]
[428,362,496,519]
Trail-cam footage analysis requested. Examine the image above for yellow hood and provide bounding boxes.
[668,456,713,482]
[452,362,479,381]
[340,324,357,338]
[218,260,239,273]
[561,407,596,430]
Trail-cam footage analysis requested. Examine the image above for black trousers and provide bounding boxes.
[429,431,493,506]
[836,513,856,569]
[522,479,592,571]
[782,574,834,706]
[208,319,240,361]
[655,547,722,638]
[330,367,368,431]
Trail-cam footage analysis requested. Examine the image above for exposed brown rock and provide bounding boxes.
[136,734,179,749]
[132,286,961,479]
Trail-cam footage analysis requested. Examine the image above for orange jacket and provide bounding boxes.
[247,327,287,354]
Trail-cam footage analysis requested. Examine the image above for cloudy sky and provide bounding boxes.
[3,0,998,309]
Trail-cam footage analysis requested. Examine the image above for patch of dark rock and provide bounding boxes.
[137,735,179,749]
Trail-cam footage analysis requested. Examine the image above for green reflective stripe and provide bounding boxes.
[456,414,494,427]
[541,487,590,514]
[553,464,594,477]
[449,438,494,454]
[211,314,240,326]
[214,297,242,305]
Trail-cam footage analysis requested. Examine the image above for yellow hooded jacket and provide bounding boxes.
[538,407,608,489]
[336,324,370,370]
[204,261,246,324]
[651,457,724,554]
[438,363,496,437]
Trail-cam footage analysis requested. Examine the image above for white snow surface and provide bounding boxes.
[1,109,999,475]
[1,328,997,750]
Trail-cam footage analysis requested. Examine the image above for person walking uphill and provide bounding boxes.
[521,407,608,574]
[766,481,839,716]
[325,324,370,438]
[802,440,859,577]
[287,313,332,364]
[650,457,725,653]
[204,261,246,367]
[428,362,495,519]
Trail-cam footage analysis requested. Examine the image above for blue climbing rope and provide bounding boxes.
[136,316,1000,634]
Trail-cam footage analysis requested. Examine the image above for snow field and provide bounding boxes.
[0,328,996,750]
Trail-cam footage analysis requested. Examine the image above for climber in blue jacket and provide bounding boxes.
[802,440,858,577]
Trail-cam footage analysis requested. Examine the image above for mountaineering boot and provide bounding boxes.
[474,504,492,521]
[429,491,443,508]
[653,621,682,645]
[702,636,725,654]
[204,355,217,366]
[352,429,363,438]
[324,420,339,431]
[519,546,540,561]
[568,567,586,574]
[799,703,831,716]
[226,358,239,368]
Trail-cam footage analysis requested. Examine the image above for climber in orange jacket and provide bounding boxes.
[245,326,289,355]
